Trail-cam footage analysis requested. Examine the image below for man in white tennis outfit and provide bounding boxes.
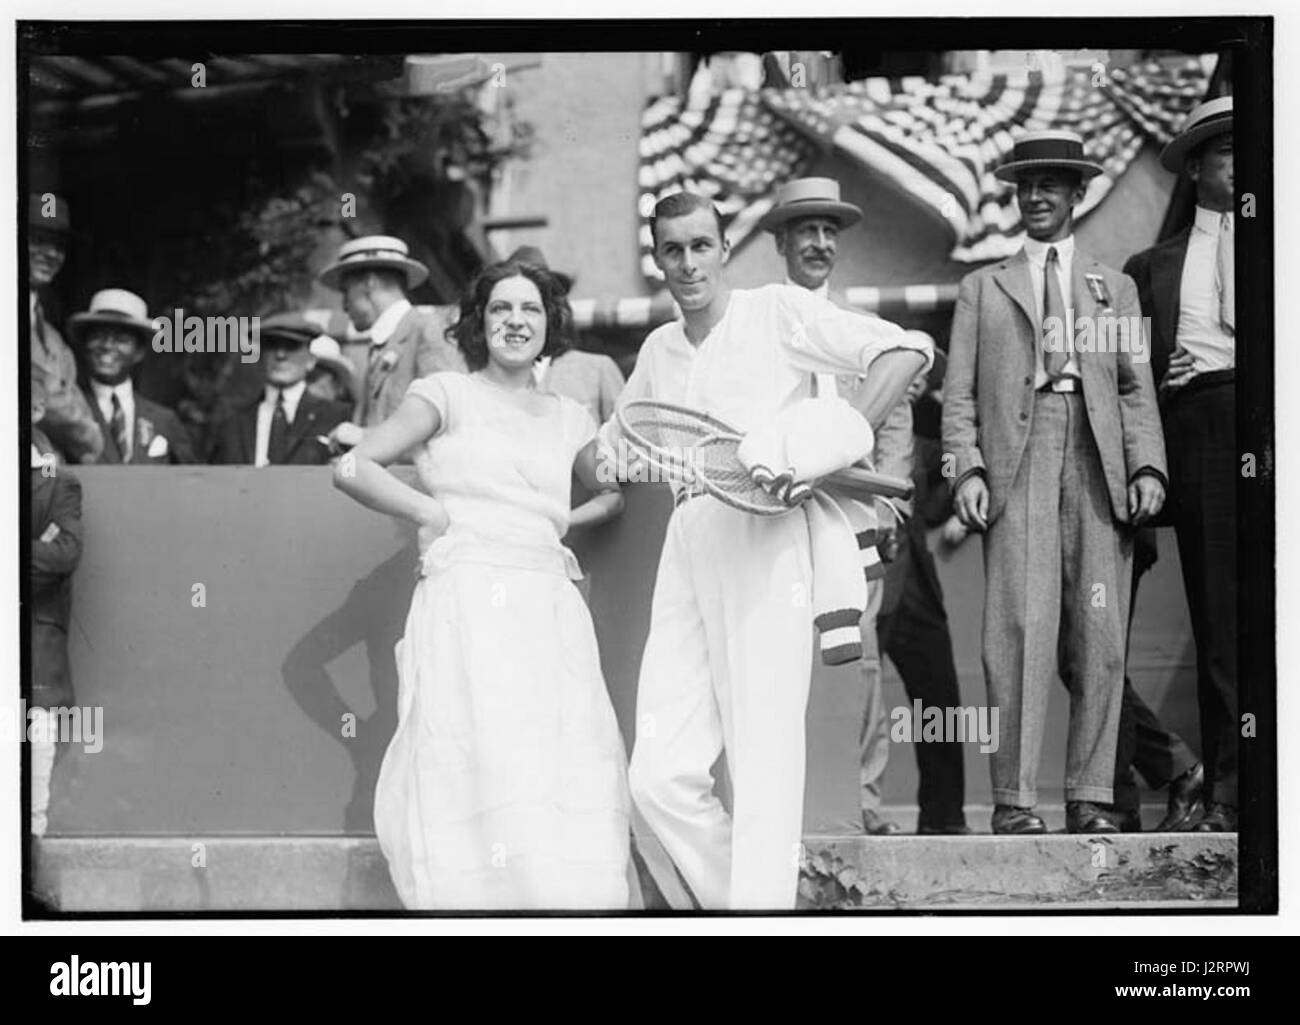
[604,192,931,910]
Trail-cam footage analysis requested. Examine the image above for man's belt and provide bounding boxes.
[1170,367,1235,400]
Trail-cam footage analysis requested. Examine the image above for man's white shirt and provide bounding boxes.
[602,283,931,456]
[90,379,136,460]
[255,380,307,467]
[1176,205,1235,374]
[1023,234,1082,389]
[367,297,412,349]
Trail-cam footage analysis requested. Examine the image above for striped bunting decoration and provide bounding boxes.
[637,58,1211,282]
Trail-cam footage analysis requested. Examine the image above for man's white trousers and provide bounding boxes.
[628,497,814,911]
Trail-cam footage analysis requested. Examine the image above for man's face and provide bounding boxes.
[777,215,840,290]
[85,327,145,385]
[341,273,382,331]
[263,337,316,389]
[652,208,729,311]
[1188,132,1233,211]
[1015,170,1085,242]
[29,232,67,287]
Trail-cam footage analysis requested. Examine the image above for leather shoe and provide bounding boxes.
[1193,802,1237,832]
[918,822,973,836]
[1108,807,1143,832]
[1066,801,1121,834]
[861,810,903,835]
[991,804,1047,834]
[1154,762,1205,832]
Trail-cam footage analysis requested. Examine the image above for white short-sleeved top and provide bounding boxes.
[408,372,597,546]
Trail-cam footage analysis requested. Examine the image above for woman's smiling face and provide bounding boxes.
[484,275,547,371]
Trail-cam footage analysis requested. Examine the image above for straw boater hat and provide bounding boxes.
[759,177,864,232]
[1160,95,1233,172]
[318,235,429,292]
[67,289,156,344]
[993,130,1105,183]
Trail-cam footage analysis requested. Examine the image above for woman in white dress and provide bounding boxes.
[333,259,631,911]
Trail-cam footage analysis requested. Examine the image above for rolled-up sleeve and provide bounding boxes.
[775,285,934,376]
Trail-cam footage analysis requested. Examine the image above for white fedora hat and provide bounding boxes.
[318,235,429,292]
[1160,95,1233,172]
[759,177,864,232]
[67,288,156,344]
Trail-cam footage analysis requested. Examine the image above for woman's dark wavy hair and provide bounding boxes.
[446,260,573,372]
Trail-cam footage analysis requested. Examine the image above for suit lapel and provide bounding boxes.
[237,402,258,464]
[368,309,414,401]
[1151,229,1190,349]
[992,250,1038,341]
[282,392,321,462]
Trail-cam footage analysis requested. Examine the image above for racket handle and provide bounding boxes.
[824,466,914,501]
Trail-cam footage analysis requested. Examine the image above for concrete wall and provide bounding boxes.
[44,468,1198,836]
[491,53,656,300]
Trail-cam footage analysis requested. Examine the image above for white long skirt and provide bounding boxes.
[374,551,631,911]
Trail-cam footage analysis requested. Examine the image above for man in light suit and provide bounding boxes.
[209,313,352,466]
[762,177,962,835]
[1123,97,1236,832]
[318,235,465,437]
[942,131,1168,834]
[71,290,195,464]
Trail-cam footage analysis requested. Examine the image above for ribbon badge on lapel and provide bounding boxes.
[1084,273,1113,312]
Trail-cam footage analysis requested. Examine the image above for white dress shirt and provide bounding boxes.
[91,379,136,460]
[1023,234,1082,388]
[367,297,412,349]
[601,284,932,486]
[1176,205,1236,374]
[255,380,307,467]
[785,274,830,299]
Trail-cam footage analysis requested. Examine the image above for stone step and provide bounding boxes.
[30,832,1237,913]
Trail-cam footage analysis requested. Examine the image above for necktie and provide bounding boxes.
[267,391,289,464]
[1042,246,1069,379]
[1215,213,1235,333]
[110,392,129,461]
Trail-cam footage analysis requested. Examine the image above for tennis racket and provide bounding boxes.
[615,398,913,516]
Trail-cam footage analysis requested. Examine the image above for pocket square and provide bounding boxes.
[147,435,169,459]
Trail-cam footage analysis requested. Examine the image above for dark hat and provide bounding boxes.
[506,245,575,293]
[67,289,155,344]
[758,177,863,232]
[258,312,319,348]
[29,192,71,235]
[1160,96,1232,172]
[994,130,1105,183]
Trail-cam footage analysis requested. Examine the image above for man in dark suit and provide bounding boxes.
[317,236,465,440]
[70,289,195,464]
[1122,97,1236,833]
[210,314,351,466]
[30,436,84,837]
[943,131,1168,835]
